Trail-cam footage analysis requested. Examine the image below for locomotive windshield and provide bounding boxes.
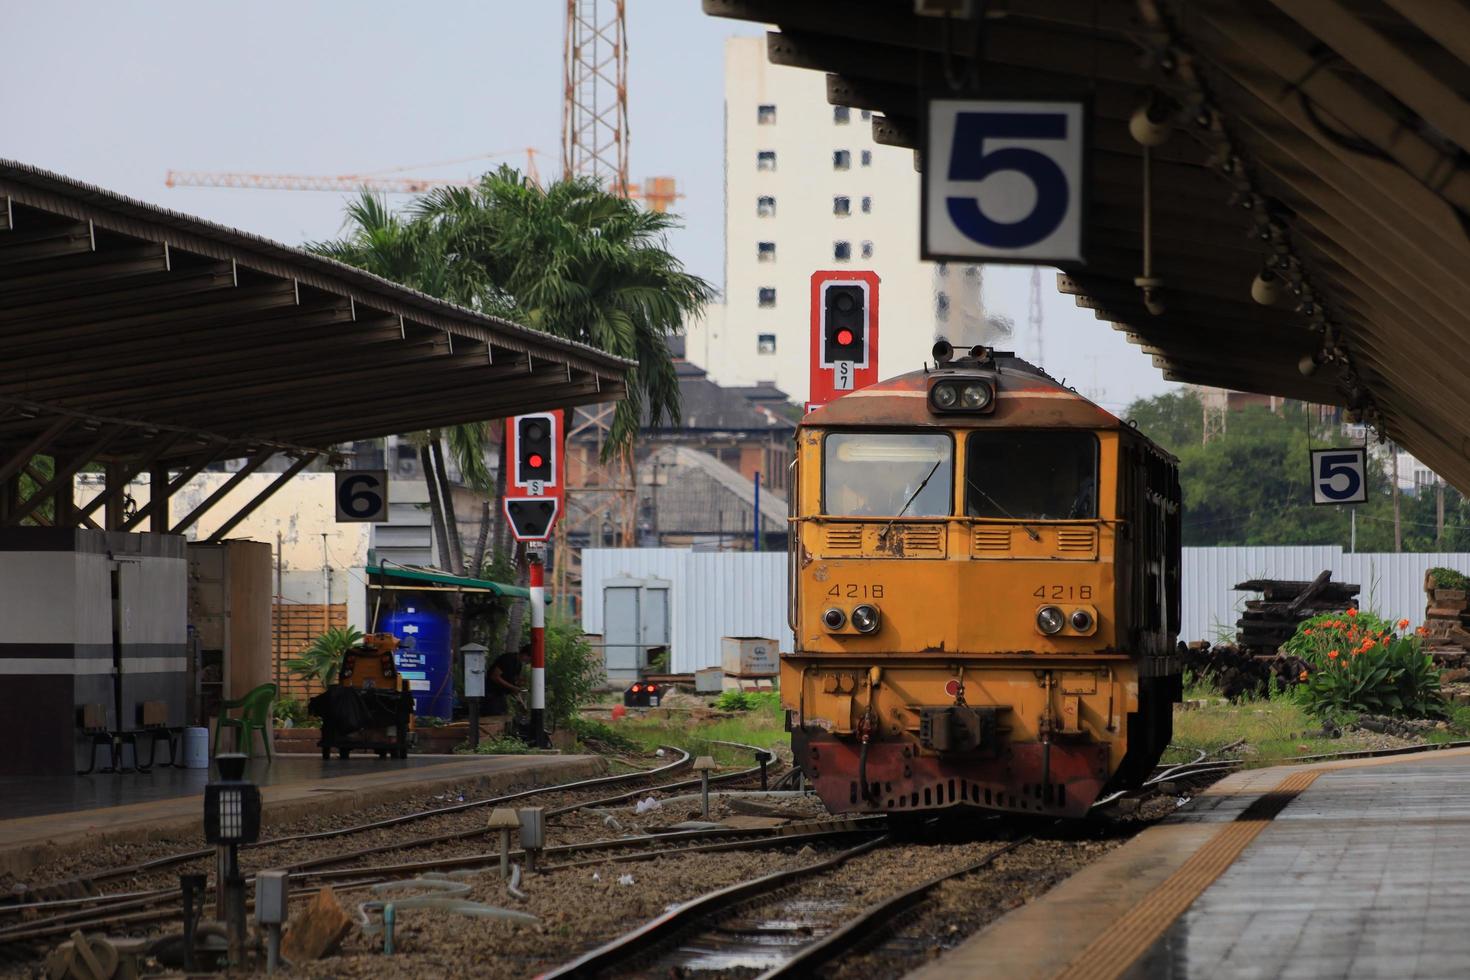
[823,432,953,517]
[966,430,1098,520]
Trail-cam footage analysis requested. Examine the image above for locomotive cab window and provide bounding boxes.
[965,431,1098,520]
[823,432,953,518]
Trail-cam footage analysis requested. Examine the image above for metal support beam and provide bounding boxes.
[122,446,234,531]
[170,450,274,535]
[81,431,185,521]
[5,427,123,526]
[206,453,317,543]
[103,462,125,531]
[148,463,170,534]
[0,415,75,487]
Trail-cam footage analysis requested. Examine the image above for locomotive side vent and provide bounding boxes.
[903,524,944,554]
[1056,527,1098,555]
[825,526,863,552]
[972,526,1011,553]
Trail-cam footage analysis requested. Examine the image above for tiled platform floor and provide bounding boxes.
[1129,758,1470,979]
[910,747,1470,980]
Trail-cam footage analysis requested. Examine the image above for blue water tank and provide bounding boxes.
[382,605,454,720]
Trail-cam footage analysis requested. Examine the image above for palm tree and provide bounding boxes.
[412,166,715,454]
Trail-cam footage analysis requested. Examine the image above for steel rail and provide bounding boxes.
[755,834,1037,979]
[4,746,695,905]
[0,820,877,949]
[541,834,893,978]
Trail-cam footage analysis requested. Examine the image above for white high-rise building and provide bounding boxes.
[685,37,991,404]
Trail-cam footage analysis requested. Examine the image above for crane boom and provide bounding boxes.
[165,170,476,194]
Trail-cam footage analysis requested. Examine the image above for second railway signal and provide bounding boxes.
[809,270,880,412]
[505,410,565,542]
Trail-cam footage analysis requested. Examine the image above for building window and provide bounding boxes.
[757,241,776,262]
[861,109,872,121]
[936,291,950,321]
[833,241,851,261]
[757,150,776,171]
[861,240,873,259]
[757,104,776,125]
[757,333,777,355]
[833,150,851,170]
[861,196,872,214]
[758,287,777,308]
[757,196,776,217]
[860,149,872,167]
[833,196,851,216]
[834,105,851,124]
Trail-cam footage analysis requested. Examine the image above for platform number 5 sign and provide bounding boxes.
[336,469,389,522]
[923,98,1086,264]
[1311,449,1368,505]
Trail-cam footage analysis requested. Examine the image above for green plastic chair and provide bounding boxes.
[214,683,277,760]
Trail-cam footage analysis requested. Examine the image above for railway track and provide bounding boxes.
[0,817,877,950]
[0,743,793,954]
[541,825,1039,979]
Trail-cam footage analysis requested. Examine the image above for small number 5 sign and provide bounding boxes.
[1311,449,1367,505]
[336,470,389,522]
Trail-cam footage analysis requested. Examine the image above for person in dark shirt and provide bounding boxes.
[484,643,532,716]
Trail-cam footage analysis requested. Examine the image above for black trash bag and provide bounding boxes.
[309,685,373,736]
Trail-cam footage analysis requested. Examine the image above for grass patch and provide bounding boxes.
[603,699,787,767]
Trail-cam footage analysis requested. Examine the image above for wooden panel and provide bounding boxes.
[272,602,348,706]
[227,540,274,698]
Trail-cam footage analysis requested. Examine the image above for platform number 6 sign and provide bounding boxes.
[1310,449,1367,505]
[923,98,1086,264]
[336,469,389,522]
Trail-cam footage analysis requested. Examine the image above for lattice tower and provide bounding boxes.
[562,0,629,192]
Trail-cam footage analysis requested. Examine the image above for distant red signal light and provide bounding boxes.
[631,683,642,692]
[528,453,544,469]
[647,684,658,692]
[836,328,853,346]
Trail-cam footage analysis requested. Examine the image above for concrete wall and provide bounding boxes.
[75,471,375,630]
[0,529,186,775]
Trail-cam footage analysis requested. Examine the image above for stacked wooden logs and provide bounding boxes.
[1234,570,1360,654]
[1179,641,1309,700]
[1422,572,1470,667]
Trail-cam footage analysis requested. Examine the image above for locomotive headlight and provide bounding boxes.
[931,383,959,409]
[960,382,993,410]
[822,607,847,631]
[1036,605,1065,635]
[1071,608,1095,632]
[851,604,881,634]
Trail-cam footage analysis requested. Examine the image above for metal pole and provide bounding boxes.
[529,549,547,746]
[753,471,761,552]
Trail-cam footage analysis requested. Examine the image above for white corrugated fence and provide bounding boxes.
[580,547,1470,671]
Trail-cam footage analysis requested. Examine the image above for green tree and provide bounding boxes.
[1123,393,1419,549]
[411,166,716,453]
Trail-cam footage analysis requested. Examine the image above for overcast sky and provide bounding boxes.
[4,1,1177,413]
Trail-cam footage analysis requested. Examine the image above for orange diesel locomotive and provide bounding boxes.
[786,346,1181,818]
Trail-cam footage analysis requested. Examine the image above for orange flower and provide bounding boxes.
[1299,670,1309,681]
[1328,649,1340,660]
[1347,608,1358,618]
[1304,628,1314,636]
[1418,626,1429,636]
[1381,636,1390,647]
[1398,619,1410,630]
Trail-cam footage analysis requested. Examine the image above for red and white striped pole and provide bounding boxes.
[528,548,547,746]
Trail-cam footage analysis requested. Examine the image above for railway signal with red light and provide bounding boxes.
[623,681,661,708]
[505,410,564,542]
[516,415,554,484]
[821,284,867,366]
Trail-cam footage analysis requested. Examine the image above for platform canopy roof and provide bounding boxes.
[0,160,631,474]
[706,0,1470,491]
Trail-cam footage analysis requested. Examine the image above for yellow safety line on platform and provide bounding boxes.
[1053,769,1321,980]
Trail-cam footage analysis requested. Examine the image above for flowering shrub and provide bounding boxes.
[1287,611,1445,719]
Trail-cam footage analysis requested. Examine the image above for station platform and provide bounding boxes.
[911,746,1470,980]
[0,753,603,879]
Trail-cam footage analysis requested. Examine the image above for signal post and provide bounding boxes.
[504,411,565,747]
[808,270,880,413]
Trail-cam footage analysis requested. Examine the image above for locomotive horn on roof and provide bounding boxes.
[932,338,954,365]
